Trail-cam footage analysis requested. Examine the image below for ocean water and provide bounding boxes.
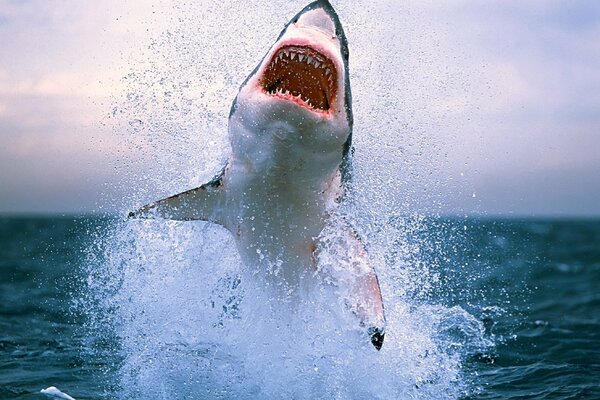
[1,216,599,399]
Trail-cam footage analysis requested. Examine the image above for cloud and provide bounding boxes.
[0,72,104,98]
[369,0,600,216]
[0,0,599,215]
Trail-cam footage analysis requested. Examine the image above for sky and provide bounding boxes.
[0,0,599,217]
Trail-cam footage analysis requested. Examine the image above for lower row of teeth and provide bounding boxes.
[272,88,315,108]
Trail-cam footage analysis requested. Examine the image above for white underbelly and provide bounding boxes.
[229,194,326,285]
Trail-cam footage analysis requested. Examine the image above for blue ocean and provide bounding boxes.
[1,216,599,399]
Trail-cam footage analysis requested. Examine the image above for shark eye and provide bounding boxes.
[261,45,337,112]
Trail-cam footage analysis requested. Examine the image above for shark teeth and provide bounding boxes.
[262,45,338,111]
[272,47,329,71]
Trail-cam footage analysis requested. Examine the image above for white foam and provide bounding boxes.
[84,1,493,397]
[40,387,77,400]
[81,215,493,399]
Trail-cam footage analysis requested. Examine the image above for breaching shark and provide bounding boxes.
[130,0,386,350]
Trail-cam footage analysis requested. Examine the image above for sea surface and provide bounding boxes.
[1,216,599,399]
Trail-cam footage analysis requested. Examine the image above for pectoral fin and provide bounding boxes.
[345,232,386,350]
[353,265,386,350]
[129,166,227,225]
[315,219,386,350]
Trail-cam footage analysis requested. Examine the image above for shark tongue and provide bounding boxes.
[262,45,337,111]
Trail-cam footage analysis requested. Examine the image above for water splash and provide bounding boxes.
[85,1,492,398]
[82,213,494,399]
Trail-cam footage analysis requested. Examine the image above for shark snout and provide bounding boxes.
[295,4,337,37]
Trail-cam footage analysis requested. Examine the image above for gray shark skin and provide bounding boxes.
[130,0,386,350]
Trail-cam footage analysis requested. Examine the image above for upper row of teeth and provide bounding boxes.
[275,49,333,76]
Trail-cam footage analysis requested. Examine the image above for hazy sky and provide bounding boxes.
[0,0,599,216]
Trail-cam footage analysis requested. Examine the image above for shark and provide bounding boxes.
[130,0,386,350]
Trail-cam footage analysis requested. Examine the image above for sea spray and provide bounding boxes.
[84,1,493,397]
[81,211,493,399]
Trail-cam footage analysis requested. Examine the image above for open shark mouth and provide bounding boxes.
[262,45,338,112]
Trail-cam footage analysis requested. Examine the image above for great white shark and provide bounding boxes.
[130,0,386,350]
